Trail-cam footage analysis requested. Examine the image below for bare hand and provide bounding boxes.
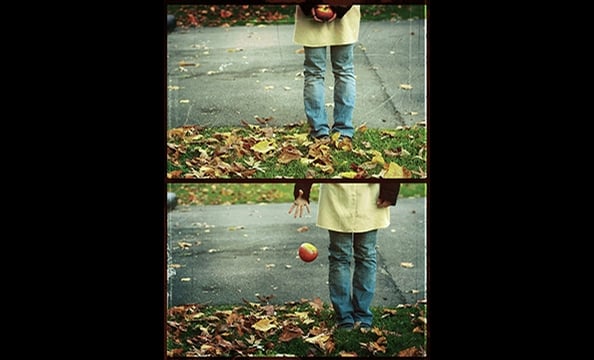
[310,8,337,23]
[288,189,311,218]
[311,8,324,22]
[376,198,391,208]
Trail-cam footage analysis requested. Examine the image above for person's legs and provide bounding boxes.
[352,229,378,327]
[330,44,356,139]
[328,230,354,328]
[303,46,330,139]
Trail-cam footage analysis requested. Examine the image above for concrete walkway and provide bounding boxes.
[166,19,426,130]
[166,196,426,309]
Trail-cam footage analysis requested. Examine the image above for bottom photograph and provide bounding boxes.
[165,181,428,358]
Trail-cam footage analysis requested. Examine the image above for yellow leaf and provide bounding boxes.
[399,84,413,90]
[371,153,385,166]
[251,140,275,154]
[314,163,334,174]
[189,312,205,320]
[339,171,358,179]
[252,317,277,332]
[380,162,406,178]
[400,262,414,268]
[304,333,330,347]
[338,351,359,357]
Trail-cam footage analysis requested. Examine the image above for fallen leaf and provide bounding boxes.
[178,241,193,249]
[251,140,276,154]
[379,162,412,178]
[397,346,425,357]
[278,145,303,164]
[338,351,359,357]
[251,317,277,332]
[278,324,304,342]
[297,226,309,232]
[304,333,330,348]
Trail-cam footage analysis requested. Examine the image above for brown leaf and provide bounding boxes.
[297,226,309,233]
[360,340,386,354]
[397,346,425,357]
[277,145,303,164]
[309,297,324,313]
[278,324,304,342]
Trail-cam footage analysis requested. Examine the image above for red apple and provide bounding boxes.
[314,5,335,21]
[298,242,318,262]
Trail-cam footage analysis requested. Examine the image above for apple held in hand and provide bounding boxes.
[314,5,335,21]
[299,242,318,262]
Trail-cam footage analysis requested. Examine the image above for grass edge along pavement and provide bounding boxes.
[167,4,427,29]
[167,182,426,206]
[166,122,427,179]
[166,297,427,357]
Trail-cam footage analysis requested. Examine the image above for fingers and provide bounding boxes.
[311,8,323,22]
[305,203,311,214]
[376,199,390,208]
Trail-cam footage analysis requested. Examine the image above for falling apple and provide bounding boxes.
[314,5,335,21]
[298,242,318,262]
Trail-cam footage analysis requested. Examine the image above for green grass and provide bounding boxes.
[167,122,427,179]
[166,299,427,357]
[167,182,426,206]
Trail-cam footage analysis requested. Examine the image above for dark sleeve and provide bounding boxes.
[331,5,353,19]
[299,2,353,19]
[294,180,314,203]
[379,181,401,206]
[298,2,315,17]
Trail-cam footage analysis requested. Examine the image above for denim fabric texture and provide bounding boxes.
[303,44,356,139]
[328,229,377,328]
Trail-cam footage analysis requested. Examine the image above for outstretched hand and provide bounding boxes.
[288,189,311,218]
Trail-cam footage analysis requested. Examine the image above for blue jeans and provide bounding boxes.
[328,229,377,327]
[303,44,356,139]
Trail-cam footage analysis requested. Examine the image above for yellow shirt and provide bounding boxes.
[316,183,390,233]
[293,5,361,47]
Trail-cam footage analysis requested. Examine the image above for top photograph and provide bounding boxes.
[166,2,428,180]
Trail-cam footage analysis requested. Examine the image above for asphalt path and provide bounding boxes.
[166,196,427,309]
[166,18,426,130]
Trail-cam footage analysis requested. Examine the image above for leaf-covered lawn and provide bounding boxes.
[168,4,426,29]
[166,121,427,179]
[166,297,427,357]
